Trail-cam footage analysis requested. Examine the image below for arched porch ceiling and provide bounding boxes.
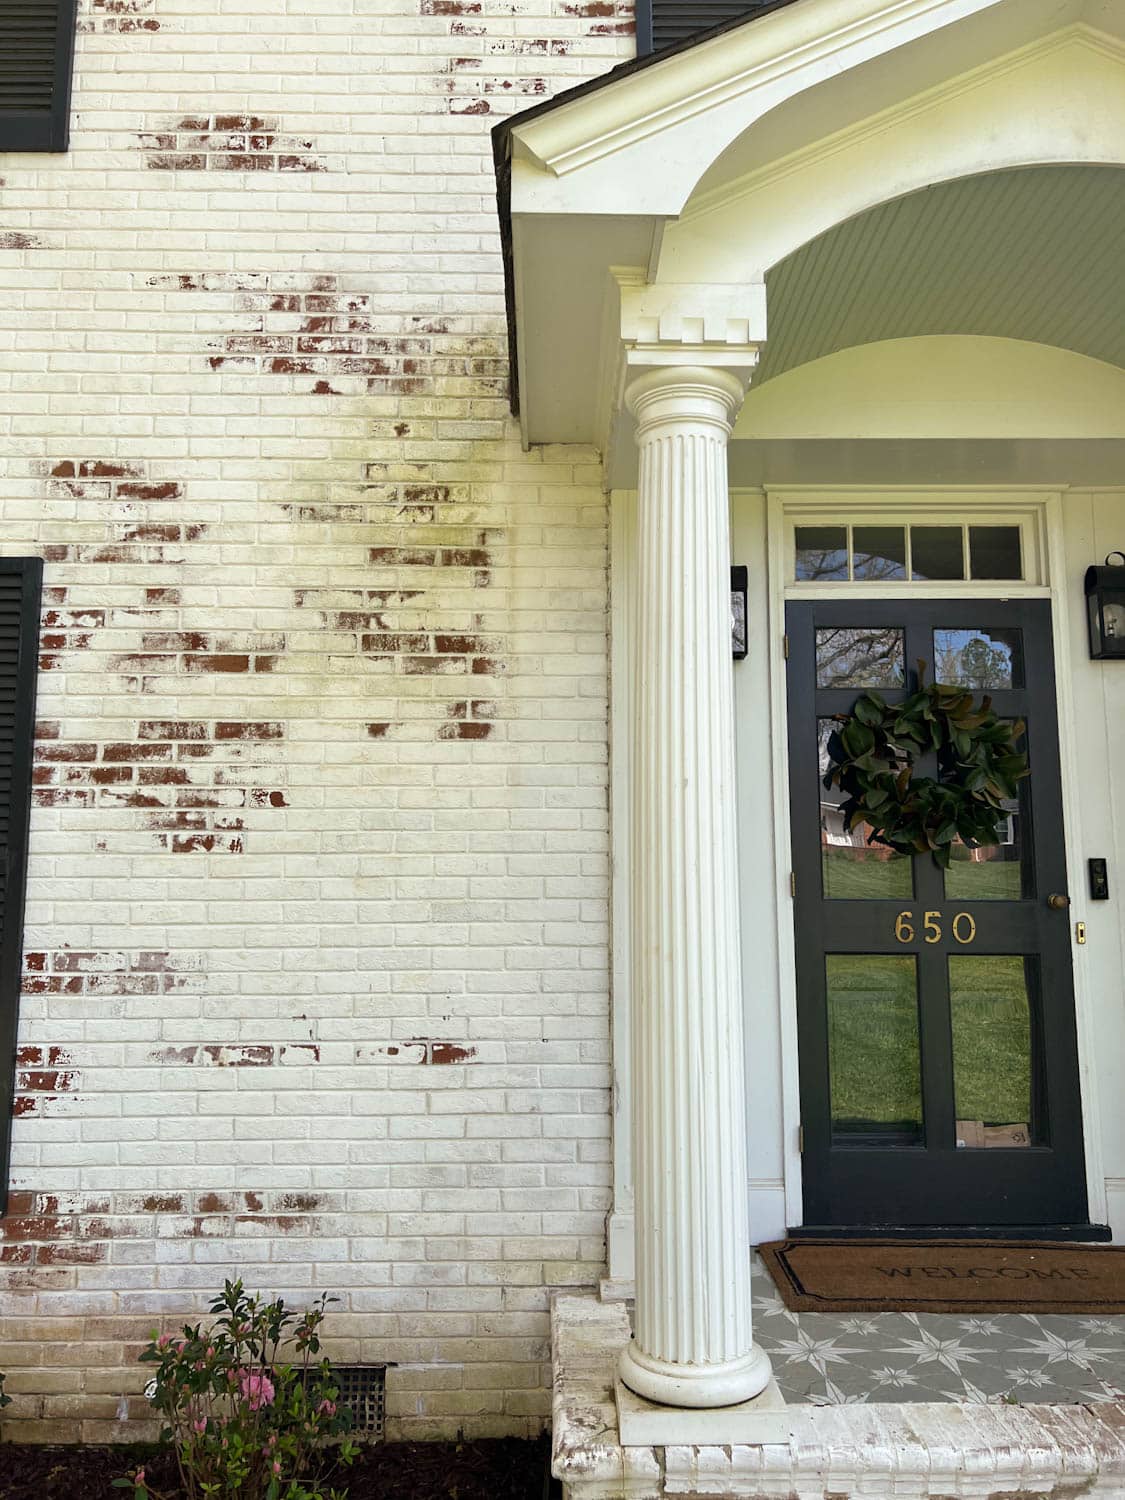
[501,0,1125,456]
[754,166,1125,387]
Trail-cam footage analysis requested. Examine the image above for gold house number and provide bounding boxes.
[894,910,977,945]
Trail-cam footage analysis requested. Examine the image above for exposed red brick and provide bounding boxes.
[17,1070,76,1092]
[38,1243,107,1265]
[144,153,207,170]
[103,741,172,762]
[214,722,283,740]
[0,232,43,249]
[366,723,390,737]
[201,1045,273,1067]
[368,546,437,566]
[362,633,430,653]
[184,654,251,673]
[192,1193,230,1214]
[90,766,133,785]
[429,1041,478,1065]
[171,833,244,854]
[274,1192,321,1212]
[438,721,492,740]
[0,1217,69,1242]
[115,481,183,501]
[36,743,96,762]
[250,788,288,808]
[32,789,95,809]
[141,1195,185,1213]
[21,976,84,996]
[405,656,463,676]
[139,720,208,740]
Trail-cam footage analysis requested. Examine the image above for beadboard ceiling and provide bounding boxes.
[757,165,1125,384]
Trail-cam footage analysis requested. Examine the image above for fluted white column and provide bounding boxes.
[618,365,772,1411]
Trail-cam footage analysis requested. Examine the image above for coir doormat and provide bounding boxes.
[758,1239,1125,1314]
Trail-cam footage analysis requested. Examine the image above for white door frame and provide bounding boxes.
[764,485,1108,1233]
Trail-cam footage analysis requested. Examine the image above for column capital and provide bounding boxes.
[617,275,764,386]
[624,363,749,438]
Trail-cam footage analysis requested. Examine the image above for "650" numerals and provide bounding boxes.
[894,910,977,945]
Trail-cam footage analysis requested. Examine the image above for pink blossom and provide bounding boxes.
[237,1368,275,1411]
[317,1399,337,1417]
[272,1460,282,1477]
[134,1468,146,1486]
[156,1334,171,1349]
[192,1418,206,1434]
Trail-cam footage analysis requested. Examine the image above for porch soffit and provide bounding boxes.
[754,165,1125,386]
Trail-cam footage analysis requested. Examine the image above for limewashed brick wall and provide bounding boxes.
[0,0,631,1442]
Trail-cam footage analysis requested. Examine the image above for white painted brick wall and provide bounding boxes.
[0,0,631,1442]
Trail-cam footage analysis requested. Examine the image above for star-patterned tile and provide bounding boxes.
[746,1253,1125,1407]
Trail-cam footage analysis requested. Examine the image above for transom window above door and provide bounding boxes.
[794,523,1023,583]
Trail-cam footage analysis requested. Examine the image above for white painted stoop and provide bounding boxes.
[551,1294,1125,1498]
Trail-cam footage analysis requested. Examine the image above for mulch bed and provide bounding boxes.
[0,1436,554,1499]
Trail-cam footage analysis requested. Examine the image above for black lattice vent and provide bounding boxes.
[332,1364,389,1443]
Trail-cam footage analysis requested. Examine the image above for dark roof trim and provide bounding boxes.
[491,0,805,417]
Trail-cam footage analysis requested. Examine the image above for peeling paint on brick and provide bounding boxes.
[137,116,329,172]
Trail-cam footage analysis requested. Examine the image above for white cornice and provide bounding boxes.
[510,0,1005,179]
[681,22,1124,223]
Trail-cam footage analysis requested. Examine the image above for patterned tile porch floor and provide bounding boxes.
[745,1252,1125,1408]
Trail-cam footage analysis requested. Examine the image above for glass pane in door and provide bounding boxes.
[950,955,1038,1149]
[815,626,904,687]
[827,955,922,1142]
[944,714,1030,902]
[933,628,1024,689]
[819,720,912,898]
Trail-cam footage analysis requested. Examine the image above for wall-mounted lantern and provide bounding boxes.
[1085,552,1125,659]
[731,566,748,660]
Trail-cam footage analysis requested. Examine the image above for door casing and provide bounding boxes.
[759,487,1106,1233]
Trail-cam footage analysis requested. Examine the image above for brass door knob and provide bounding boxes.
[1047,893,1070,910]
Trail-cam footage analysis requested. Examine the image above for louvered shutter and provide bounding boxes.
[0,0,78,152]
[0,560,42,1209]
[637,0,785,56]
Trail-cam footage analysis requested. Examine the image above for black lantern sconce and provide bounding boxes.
[731,566,748,660]
[1085,552,1125,660]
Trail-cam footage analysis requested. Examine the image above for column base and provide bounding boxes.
[617,1338,773,1409]
[615,1374,788,1445]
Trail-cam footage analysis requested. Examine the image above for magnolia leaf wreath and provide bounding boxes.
[822,666,1030,868]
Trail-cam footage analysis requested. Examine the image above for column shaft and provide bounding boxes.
[618,365,771,1410]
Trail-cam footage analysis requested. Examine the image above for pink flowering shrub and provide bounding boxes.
[114,1279,357,1500]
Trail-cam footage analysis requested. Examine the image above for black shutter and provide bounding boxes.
[638,0,785,56]
[0,0,78,152]
[0,559,42,1211]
